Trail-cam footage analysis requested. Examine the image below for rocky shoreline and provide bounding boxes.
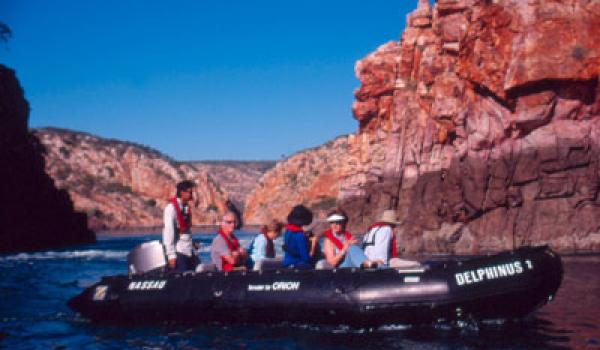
[96,225,264,237]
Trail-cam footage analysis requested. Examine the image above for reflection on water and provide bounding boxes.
[0,234,598,350]
[535,256,600,350]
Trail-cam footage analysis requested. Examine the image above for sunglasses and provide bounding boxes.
[224,220,236,224]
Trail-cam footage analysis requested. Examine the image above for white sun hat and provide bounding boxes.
[326,213,347,223]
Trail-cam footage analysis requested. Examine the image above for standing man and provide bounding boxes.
[211,211,248,271]
[163,180,198,272]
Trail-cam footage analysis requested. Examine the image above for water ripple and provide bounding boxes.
[0,249,128,261]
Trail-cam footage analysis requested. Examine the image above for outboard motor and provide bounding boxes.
[127,240,167,275]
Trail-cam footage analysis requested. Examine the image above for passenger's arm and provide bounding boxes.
[162,204,177,267]
[222,253,237,266]
[250,236,266,262]
[324,239,348,267]
[223,245,248,267]
[210,237,227,270]
[308,236,318,257]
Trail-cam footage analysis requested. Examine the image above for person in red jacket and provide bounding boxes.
[210,211,248,271]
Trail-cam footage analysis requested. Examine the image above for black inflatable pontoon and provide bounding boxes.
[68,245,562,326]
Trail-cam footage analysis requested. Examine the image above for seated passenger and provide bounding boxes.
[210,211,248,271]
[247,219,283,268]
[282,205,316,269]
[323,210,375,268]
[362,209,400,266]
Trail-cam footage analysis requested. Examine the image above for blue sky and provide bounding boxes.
[1,1,415,160]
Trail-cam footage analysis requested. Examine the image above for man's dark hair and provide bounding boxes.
[176,180,195,197]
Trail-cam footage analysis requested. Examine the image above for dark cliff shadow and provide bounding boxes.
[0,65,95,253]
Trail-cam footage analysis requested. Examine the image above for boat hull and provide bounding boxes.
[68,246,562,326]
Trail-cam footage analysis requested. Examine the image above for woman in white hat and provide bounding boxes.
[362,209,400,266]
[322,209,376,268]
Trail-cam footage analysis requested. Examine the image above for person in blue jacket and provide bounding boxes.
[282,205,317,269]
[246,219,283,269]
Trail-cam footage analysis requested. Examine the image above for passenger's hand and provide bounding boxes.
[309,236,318,247]
[168,258,177,268]
[348,238,358,245]
[342,240,352,251]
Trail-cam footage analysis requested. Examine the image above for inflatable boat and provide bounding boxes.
[68,243,562,326]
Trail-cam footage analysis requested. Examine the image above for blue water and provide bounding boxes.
[1,232,599,350]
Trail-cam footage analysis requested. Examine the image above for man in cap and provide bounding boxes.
[362,209,401,266]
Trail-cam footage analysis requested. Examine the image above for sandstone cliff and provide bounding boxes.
[244,136,351,226]
[35,128,229,229]
[339,0,600,253]
[190,160,275,210]
[0,66,94,253]
[244,0,600,253]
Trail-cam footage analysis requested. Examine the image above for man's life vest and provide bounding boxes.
[364,223,398,258]
[323,229,352,251]
[170,197,191,235]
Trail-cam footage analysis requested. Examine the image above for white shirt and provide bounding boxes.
[162,198,194,259]
[250,234,269,263]
[362,225,393,263]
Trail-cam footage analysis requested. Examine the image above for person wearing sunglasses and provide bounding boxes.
[322,209,375,269]
[210,211,248,271]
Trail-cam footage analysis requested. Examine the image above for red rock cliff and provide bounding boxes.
[340,0,600,253]
[36,128,229,229]
[244,136,350,225]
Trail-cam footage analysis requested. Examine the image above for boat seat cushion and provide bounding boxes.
[253,258,283,271]
[389,258,421,269]
[315,259,334,270]
[195,263,217,273]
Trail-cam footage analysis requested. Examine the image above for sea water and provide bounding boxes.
[0,232,598,350]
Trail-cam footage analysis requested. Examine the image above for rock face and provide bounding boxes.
[0,66,94,253]
[339,0,600,253]
[190,161,276,211]
[35,128,229,229]
[244,136,351,226]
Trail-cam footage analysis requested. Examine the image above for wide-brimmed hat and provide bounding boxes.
[379,210,401,225]
[287,205,313,227]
